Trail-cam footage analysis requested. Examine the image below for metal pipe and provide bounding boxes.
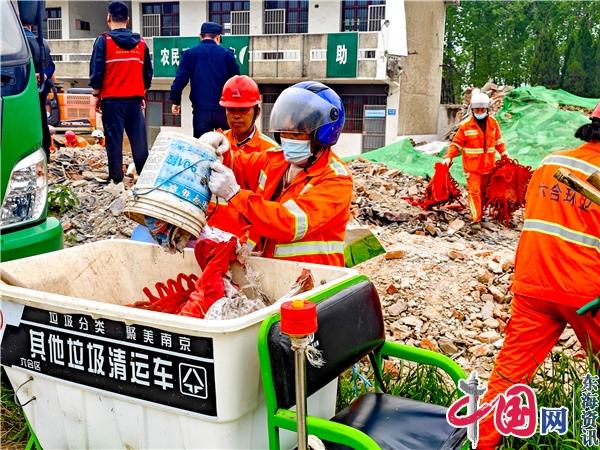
[554,168,600,207]
[293,338,308,450]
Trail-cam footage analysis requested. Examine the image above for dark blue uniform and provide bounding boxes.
[24,27,54,157]
[169,39,240,138]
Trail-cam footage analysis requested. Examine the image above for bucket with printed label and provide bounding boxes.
[124,131,217,238]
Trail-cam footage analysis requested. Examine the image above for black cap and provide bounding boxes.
[108,2,128,22]
[200,22,222,35]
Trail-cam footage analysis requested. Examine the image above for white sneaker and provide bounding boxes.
[104,181,125,195]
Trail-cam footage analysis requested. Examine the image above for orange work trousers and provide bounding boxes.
[478,294,600,449]
[466,172,491,223]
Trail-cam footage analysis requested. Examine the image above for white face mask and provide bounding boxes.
[474,112,488,120]
[281,138,311,165]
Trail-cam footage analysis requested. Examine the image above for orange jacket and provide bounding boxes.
[207,127,278,237]
[227,147,353,267]
[446,115,506,174]
[512,142,600,308]
[65,135,88,148]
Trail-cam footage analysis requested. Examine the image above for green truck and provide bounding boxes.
[1,0,63,262]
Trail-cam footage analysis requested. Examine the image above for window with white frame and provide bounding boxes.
[142,2,180,37]
[251,50,300,61]
[264,8,285,34]
[209,1,250,35]
[341,0,385,32]
[264,1,308,34]
[231,10,250,35]
[367,4,385,31]
[44,7,62,40]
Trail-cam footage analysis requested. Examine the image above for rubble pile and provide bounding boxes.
[348,159,582,378]
[348,158,521,248]
[48,145,136,245]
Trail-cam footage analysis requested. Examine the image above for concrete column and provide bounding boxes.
[180,1,207,36]
[397,0,446,136]
[62,2,71,39]
[130,1,141,34]
[308,1,341,34]
[385,83,400,145]
[385,0,407,56]
[249,0,262,35]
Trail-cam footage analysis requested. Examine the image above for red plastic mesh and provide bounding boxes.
[405,162,463,210]
[484,156,533,225]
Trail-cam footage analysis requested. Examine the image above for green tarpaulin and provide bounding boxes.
[348,87,599,185]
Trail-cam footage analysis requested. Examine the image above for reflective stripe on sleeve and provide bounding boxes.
[273,241,345,258]
[523,219,600,253]
[258,170,267,191]
[539,155,600,177]
[283,199,308,241]
[330,160,349,176]
[463,147,484,155]
[300,183,313,195]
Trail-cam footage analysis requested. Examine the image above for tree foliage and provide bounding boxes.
[442,0,600,102]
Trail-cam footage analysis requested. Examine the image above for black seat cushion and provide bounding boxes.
[268,280,384,409]
[326,393,466,450]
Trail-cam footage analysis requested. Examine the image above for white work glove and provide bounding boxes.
[199,131,230,157]
[209,161,240,201]
[442,157,452,166]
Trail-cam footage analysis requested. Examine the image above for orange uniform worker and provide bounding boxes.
[478,103,600,449]
[443,91,507,229]
[206,75,278,237]
[64,130,88,148]
[205,81,352,266]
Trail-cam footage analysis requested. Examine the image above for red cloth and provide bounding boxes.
[405,162,462,210]
[130,237,239,318]
[179,236,239,318]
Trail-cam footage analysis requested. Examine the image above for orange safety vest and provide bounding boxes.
[446,115,506,173]
[207,128,278,237]
[511,142,600,308]
[228,147,353,267]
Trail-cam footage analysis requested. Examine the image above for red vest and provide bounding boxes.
[101,34,146,99]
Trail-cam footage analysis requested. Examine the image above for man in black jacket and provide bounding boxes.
[169,22,239,138]
[89,1,153,189]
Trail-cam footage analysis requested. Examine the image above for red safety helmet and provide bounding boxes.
[593,102,600,120]
[65,130,77,144]
[219,75,261,108]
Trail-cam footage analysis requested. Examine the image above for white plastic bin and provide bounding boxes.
[0,240,360,449]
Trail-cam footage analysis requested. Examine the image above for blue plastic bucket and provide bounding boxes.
[124,131,217,238]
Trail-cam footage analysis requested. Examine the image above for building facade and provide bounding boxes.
[45,0,446,156]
